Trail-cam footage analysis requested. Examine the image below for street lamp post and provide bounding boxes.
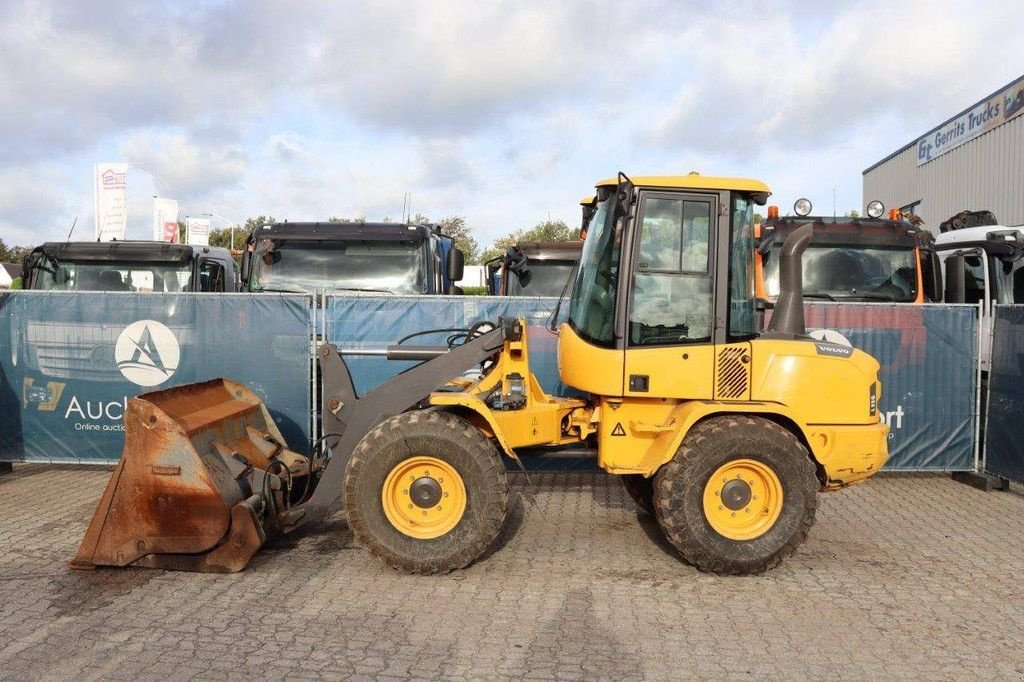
[202,212,241,250]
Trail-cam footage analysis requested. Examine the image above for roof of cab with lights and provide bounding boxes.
[594,173,771,195]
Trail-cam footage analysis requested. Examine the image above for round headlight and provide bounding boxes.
[793,198,812,217]
[866,200,885,219]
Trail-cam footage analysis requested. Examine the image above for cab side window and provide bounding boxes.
[629,196,714,346]
[198,260,226,292]
[962,256,986,305]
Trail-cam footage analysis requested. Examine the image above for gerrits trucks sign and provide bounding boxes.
[916,75,1024,166]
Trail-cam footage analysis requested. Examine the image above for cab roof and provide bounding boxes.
[249,222,434,242]
[594,172,771,197]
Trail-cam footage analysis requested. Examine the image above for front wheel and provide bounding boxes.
[343,411,509,574]
[653,415,819,575]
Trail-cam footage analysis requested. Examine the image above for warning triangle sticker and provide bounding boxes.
[611,423,626,436]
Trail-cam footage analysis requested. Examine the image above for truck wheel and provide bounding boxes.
[653,415,818,575]
[343,410,509,574]
[621,475,654,514]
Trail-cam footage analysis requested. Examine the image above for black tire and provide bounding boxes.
[653,415,818,575]
[343,410,509,574]
[621,474,654,515]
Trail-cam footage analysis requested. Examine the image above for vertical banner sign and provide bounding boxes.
[94,163,129,241]
[152,198,179,243]
[186,217,210,246]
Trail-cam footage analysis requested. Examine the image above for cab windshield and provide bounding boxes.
[251,239,428,294]
[763,244,917,302]
[508,261,577,296]
[30,258,193,292]
[567,195,618,345]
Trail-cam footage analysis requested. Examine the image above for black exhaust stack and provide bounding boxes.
[763,223,813,339]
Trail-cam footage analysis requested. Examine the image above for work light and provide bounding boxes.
[793,198,812,217]
[866,200,885,219]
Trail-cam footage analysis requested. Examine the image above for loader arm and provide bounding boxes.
[288,323,509,530]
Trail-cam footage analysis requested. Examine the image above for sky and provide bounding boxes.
[1,0,1023,249]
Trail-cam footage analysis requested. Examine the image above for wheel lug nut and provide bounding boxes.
[403,489,408,495]
[444,492,449,498]
[408,504,413,509]
[731,512,736,517]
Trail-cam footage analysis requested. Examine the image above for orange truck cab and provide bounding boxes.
[755,202,942,308]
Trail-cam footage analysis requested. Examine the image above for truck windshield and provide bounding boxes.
[763,245,917,302]
[251,239,428,294]
[567,195,618,345]
[30,258,193,292]
[508,261,577,296]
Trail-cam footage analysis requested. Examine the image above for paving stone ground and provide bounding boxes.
[1,464,1023,680]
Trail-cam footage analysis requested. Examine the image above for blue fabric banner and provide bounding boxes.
[800,303,978,470]
[985,306,1024,483]
[0,292,312,463]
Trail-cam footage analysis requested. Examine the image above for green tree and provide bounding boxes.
[844,210,860,219]
[410,213,481,264]
[0,238,34,264]
[480,219,574,263]
[328,215,366,223]
[753,212,765,225]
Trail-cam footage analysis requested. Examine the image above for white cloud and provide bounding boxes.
[2,0,1024,248]
[119,132,248,198]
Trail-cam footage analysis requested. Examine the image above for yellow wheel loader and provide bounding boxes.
[71,172,888,576]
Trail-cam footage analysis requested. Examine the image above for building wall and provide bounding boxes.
[863,113,1024,232]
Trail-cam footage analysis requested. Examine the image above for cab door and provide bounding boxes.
[623,191,718,399]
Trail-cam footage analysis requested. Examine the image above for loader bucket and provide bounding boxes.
[70,379,308,573]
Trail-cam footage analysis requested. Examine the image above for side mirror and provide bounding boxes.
[505,247,531,288]
[446,248,465,282]
[943,254,966,303]
[922,250,942,302]
[240,247,252,284]
[446,284,464,296]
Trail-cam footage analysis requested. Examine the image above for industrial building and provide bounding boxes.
[863,74,1024,230]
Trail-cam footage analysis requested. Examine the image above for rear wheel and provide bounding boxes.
[343,410,509,574]
[653,415,818,575]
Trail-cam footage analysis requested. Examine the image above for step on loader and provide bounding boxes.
[72,172,889,576]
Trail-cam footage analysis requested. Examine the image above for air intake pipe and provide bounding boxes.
[764,223,813,339]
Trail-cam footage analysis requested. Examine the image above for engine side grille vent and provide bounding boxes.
[716,347,749,399]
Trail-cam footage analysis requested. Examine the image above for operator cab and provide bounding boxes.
[22,241,236,292]
[562,172,770,397]
[241,222,464,295]
[492,241,583,297]
[756,200,939,305]
[935,212,1024,306]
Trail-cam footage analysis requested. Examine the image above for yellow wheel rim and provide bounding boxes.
[382,456,467,540]
[702,459,783,541]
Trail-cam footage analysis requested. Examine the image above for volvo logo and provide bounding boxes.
[114,320,180,387]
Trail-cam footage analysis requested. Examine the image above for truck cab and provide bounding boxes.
[491,241,583,297]
[936,211,1024,370]
[240,222,464,295]
[22,241,237,292]
[756,202,941,306]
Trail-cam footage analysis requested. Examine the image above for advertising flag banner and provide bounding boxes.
[187,217,210,246]
[94,163,129,241]
[152,198,179,243]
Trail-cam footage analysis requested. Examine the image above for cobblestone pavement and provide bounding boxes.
[1,465,1023,680]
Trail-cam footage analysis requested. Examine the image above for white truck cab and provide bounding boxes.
[935,212,1024,370]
